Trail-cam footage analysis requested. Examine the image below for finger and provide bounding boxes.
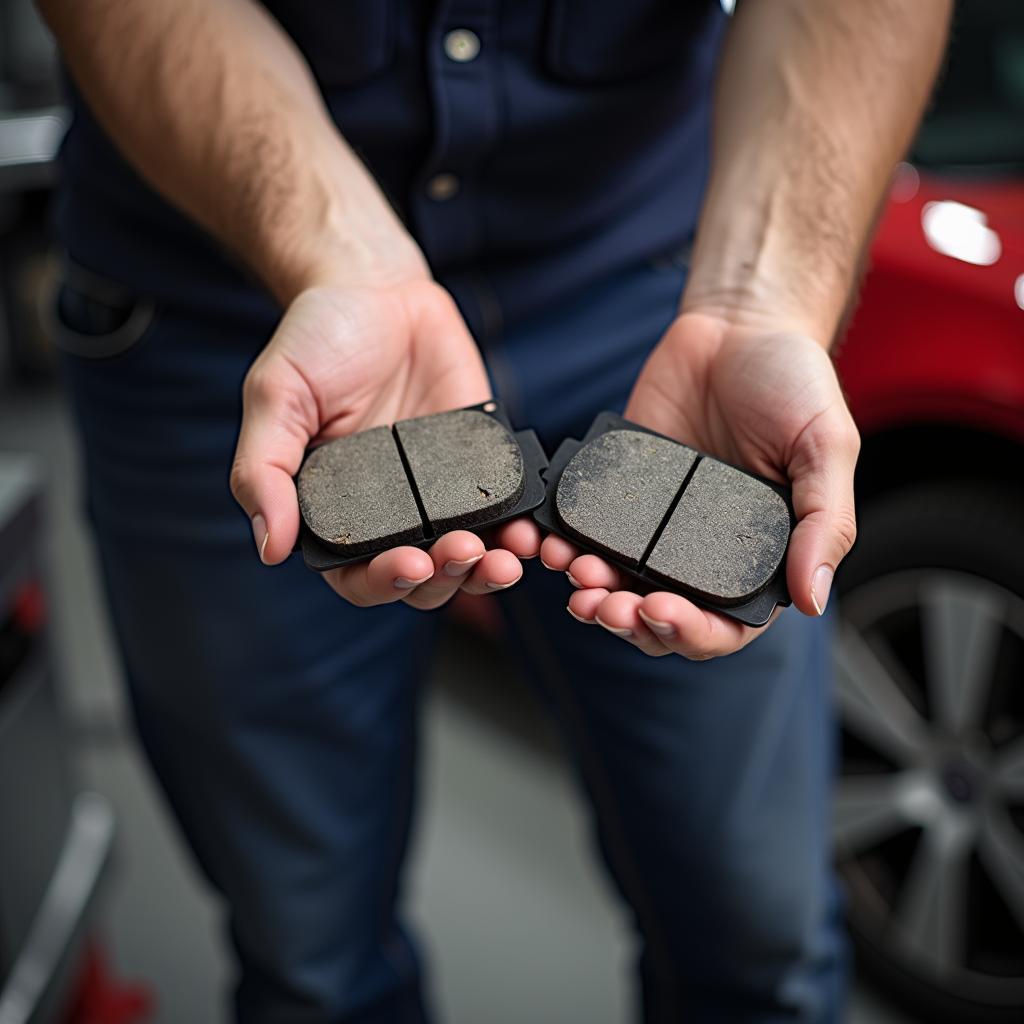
[401,531,487,611]
[460,548,525,595]
[637,591,766,660]
[785,409,860,617]
[567,587,610,624]
[491,517,542,559]
[594,591,671,657]
[566,553,625,592]
[230,358,317,565]
[324,546,435,607]
[540,534,582,571]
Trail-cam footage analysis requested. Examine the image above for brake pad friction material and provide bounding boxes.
[555,429,698,567]
[395,410,525,532]
[645,458,790,604]
[297,426,424,555]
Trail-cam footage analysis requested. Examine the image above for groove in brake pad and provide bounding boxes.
[297,426,424,556]
[533,412,794,626]
[395,410,525,533]
[555,430,697,568]
[297,402,547,572]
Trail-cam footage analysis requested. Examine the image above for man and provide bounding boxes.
[39,0,950,1020]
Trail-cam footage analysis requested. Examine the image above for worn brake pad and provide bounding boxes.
[298,426,424,556]
[555,429,697,568]
[644,458,791,604]
[298,402,547,572]
[395,410,525,532]
[534,413,794,626]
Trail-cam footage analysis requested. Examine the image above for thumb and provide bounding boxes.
[229,360,315,565]
[785,409,860,617]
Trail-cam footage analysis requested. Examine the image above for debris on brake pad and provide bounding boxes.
[534,411,794,626]
[297,402,548,572]
[645,458,791,604]
[555,430,697,568]
[297,426,424,556]
[395,410,525,533]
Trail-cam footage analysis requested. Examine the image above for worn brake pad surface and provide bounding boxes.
[536,411,793,625]
[645,458,791,602]
[395,410,525,533]
[297,426,424,556]
[297,403,547,571]
[555,430,697,568]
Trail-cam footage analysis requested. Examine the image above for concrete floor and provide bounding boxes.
[0,381,908,1023]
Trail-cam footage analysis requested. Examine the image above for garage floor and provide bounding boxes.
[1,380,909,1023]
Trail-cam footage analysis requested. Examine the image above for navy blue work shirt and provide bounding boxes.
[57,1,727,335]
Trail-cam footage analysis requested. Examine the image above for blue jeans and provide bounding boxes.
[59,257,846,1023]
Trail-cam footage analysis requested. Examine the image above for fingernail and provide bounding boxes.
[443,554,484,577]
[395,574,432,590]
[595,616,632,637]
[567,606,594,625]
[638,609,676,639]
[566,572,582,588]
[540,559,556,570]
[486,576,522,591]
[811,565,834,616]
[251,514,269,564]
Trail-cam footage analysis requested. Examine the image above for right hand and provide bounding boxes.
[230,281,541,609]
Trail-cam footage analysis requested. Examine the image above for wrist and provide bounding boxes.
[683,169,858,348]
[678,290,833,347]
[247,145,430,304]
[264,216,428,306]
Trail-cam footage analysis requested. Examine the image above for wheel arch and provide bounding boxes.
[854,421,1024,508]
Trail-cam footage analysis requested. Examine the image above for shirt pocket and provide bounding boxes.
[545,0,717,85]
[263,0,396,87]
[51,262,158,360]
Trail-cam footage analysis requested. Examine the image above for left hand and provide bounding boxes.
[540,310,860,659]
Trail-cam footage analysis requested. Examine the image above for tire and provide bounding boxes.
[833,480,1024,1024]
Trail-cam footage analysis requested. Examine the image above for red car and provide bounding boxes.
[831,6,1024,1020]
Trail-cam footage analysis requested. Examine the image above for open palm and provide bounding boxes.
[541,311,860,658]
[231,282,541,608]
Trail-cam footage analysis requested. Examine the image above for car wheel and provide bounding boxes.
[833,480,1024,1023]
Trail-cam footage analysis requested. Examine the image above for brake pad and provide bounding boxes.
[644,458,791,604]
[395,410,525,532]
[534,412,794,626]
[298,402,547,572]
[555,429,698,568]
[298,426,424,556]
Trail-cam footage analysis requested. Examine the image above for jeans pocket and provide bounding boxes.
[51,261,158,360]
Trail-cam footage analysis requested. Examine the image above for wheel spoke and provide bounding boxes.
[979,808,1024,935]
[833,775,915,853]
[921,575,1004,738]
[891,816,972,969]
[993,736,1024,801]
[834,623,929,766]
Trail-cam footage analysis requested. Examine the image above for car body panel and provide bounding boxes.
[837,170,1024,445]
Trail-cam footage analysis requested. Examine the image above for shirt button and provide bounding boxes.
[426,173,460,201]
[443,28,480,63]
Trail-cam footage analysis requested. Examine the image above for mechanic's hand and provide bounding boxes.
[230,282,541,609]
[540,311,859,658]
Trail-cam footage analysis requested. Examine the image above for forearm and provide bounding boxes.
[38,0,425,303]
[684,0,951,343]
